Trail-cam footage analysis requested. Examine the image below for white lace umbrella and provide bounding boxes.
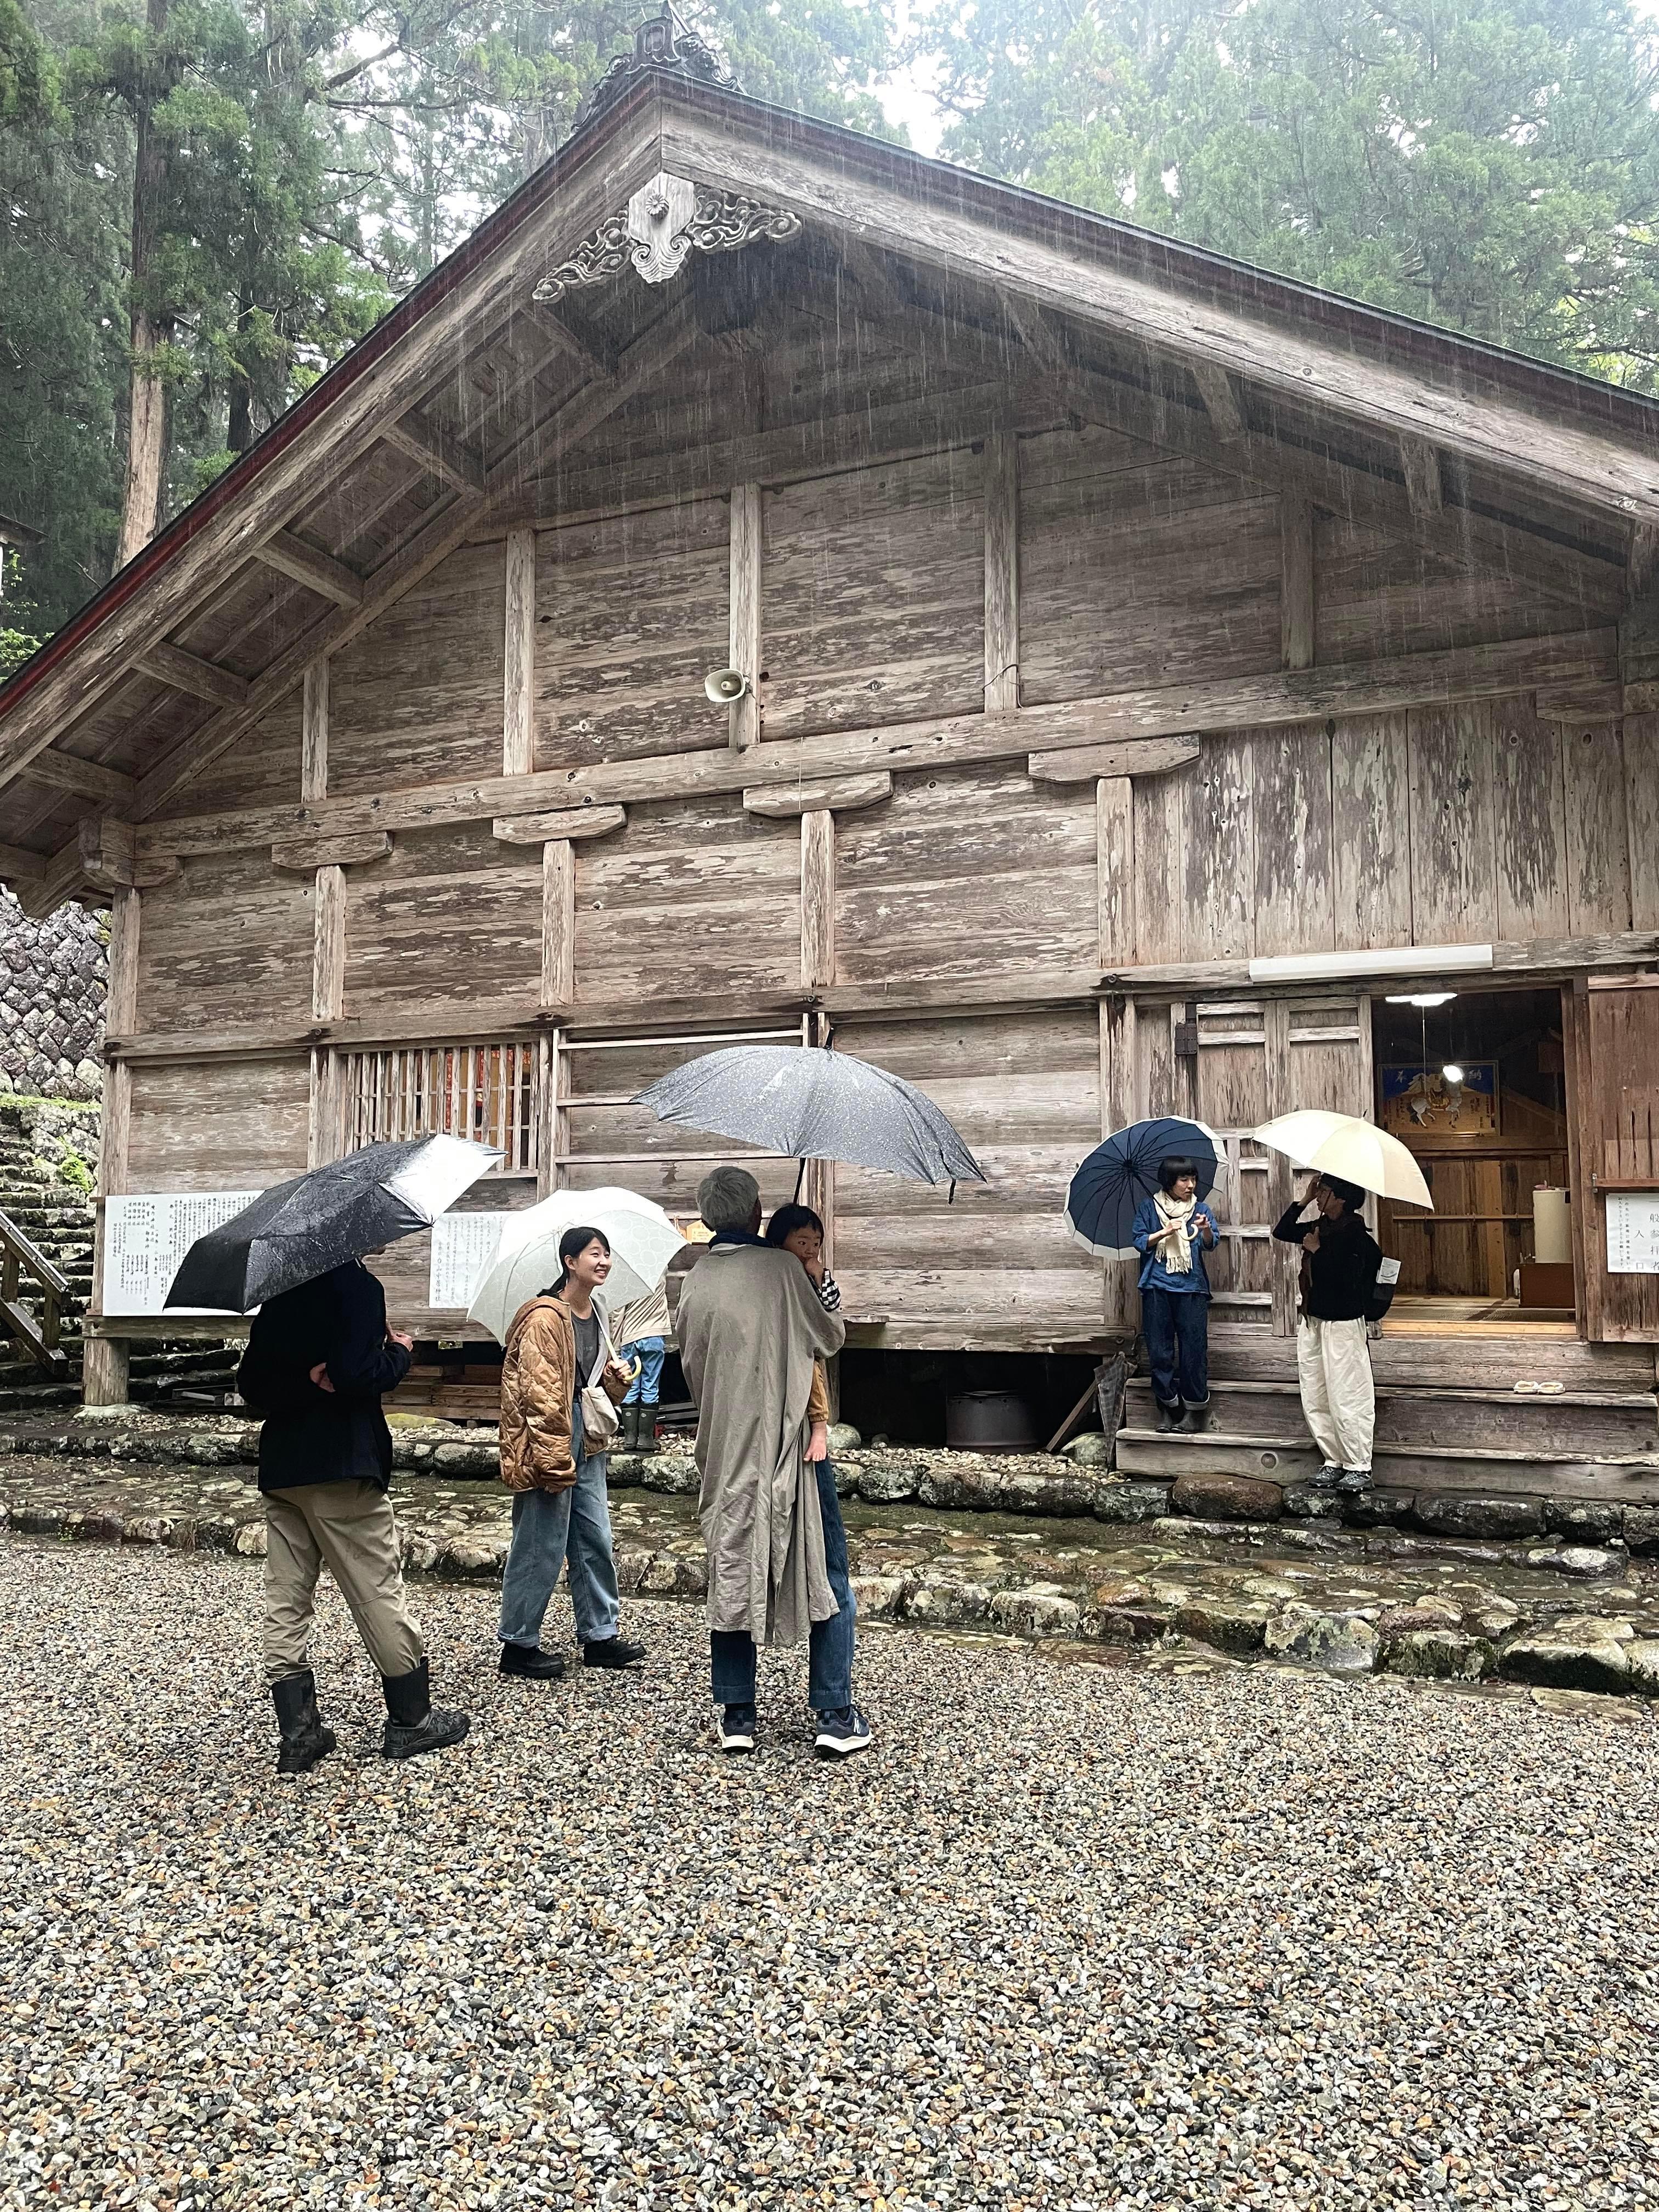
[466,1187,685,1345]
[1252,1111,1434,1209]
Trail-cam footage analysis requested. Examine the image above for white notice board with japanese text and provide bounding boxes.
[103,1190,262,1316]
[428,1211,510,1310]
[1606,1192,1659,1276]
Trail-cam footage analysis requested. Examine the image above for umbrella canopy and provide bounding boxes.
[1252,1110,1434,1209]
[1064,1116,1227,1260]
[634,1046,985,1187]
[165,1135,501,1313]
[467,1187,685,1346]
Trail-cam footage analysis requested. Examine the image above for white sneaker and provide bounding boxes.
[718,1705,755,1754]
[814,1706,873,1758]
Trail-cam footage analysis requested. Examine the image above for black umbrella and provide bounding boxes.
[165,1135,501,1313]
[634,1046,984,1187]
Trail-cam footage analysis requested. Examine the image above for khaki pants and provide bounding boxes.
[263,1480,424,1685]
[1296,1317,1376,1473]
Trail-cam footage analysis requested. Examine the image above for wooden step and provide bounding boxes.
[1206,1322,1656,1392]
[1124,1376,1658,1456]
[1115,1425,1659,1504]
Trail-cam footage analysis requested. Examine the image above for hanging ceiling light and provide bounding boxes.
[1385,992,1457,1008]
[1442,1062,1466,1084]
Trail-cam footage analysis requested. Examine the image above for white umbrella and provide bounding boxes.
[466,1187,685,1345]
[1252,1110,1434,1210]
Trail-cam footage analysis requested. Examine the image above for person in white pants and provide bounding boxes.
[1272,1173,1388,1496]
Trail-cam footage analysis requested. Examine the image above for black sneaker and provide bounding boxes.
[1306,1463,1342,1489]
[1335,1468,1373,1495]
[718,1703,756,1754]
[583,1637,646,1669]
[814,1706,873,1759]
[499,1641,565,1680]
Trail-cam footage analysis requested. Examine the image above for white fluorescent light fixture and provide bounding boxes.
[1385,992,1457,1008]
[1248,944,1494,985]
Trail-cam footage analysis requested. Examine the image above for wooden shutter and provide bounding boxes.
[1568,975,1659,1342]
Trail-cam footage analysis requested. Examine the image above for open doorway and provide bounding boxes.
[1370,984,1575,1330]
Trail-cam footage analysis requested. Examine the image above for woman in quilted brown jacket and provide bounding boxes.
[496,1224,642,1681]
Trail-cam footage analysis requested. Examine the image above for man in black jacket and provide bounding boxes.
[1271,1174,1389,1497]
[238,1256,470,1774]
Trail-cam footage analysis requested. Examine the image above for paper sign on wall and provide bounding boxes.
[104,1190,262,1316]
[1606,1192,1659,1276]
[429,1212,511,1310]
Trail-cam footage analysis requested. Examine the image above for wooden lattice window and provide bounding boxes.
[345,1042,538,1172]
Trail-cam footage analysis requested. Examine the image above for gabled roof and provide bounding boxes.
[3,41,1655,910]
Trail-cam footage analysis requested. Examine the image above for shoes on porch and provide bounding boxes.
[1177,1400,1211,1434]
[1154,1401,1183,1434]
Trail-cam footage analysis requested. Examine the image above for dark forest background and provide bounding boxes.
[5,0,1659,663]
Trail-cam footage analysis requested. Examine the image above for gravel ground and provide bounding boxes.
[3,1541,1658,2211]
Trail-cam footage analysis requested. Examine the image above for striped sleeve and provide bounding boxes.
[816,1267,843,1313]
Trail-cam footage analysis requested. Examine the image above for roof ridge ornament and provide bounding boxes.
[533,168,801,304]
[572,5,740,134]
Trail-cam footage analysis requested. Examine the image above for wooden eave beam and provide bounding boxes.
[0,840,46,883]
[137,641,251,709]
[130,624,1613,866]
[381,409,487,495]
[16,750,137,806]
[254,529,365,606]
[1190,360,1247,442]
[658,111,1659,524]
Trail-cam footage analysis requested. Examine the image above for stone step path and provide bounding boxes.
[5,1421,1659,1705]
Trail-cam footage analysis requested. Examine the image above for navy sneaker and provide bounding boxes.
[814,1706,873,1759]
[718,1703,756,1754]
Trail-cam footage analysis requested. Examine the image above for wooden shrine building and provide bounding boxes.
[2,14,1657,1479]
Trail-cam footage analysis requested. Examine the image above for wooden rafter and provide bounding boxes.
[381,409,487,495]
[254,529,365,606]
[137,641,251,708]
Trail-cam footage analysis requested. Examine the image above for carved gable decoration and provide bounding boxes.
[533,168,802,304]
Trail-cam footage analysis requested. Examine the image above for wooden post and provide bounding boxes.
[542,839,575,1006]
[1096,776,1135,964]
[803,1012,836,1271]
[504,526,537,777]
[83,887,139,1407]
[983,420,1020,712]
[1265,995,1298,1336]
[301,657,329,802]
[1099,994,1139,1335]
[1281,498,1314,671]
[729,482,761,751]
[313,864,345,1023]
[802,809,836,989]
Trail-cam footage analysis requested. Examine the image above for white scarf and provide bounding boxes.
[1153,1190,1197,1273]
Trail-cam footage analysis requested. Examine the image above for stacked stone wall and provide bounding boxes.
[0,889,107,1102]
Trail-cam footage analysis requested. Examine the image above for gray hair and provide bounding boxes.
[698,1164,761,1232]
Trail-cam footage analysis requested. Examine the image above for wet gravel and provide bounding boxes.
[3,1540,1657,2210]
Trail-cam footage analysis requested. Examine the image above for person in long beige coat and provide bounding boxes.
[495,1224,639,1681]
[675,1166,864,1759]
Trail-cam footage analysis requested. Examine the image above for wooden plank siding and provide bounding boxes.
[126,1058,310,1192]
[133,848,314,1034]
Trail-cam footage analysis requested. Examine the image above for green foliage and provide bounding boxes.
[0,0,904,640]
[55,1144,94,1192]
[923,0,1659,387]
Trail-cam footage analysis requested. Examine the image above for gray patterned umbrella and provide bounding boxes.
[634,1046,985,1187]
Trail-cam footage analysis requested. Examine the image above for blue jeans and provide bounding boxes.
[622,1338,665,1406]
[710,1460,855,1713]
[1142,1286,1210,1408]
[498,1426,620,1648]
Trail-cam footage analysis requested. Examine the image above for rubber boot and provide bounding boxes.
[636,1401,661,1457]
[617,1402,637,1451]
[271,1669,336,1777]
[381,1657,471,1760]
[1177,1399,1212,1435]
[1154,1401,1183,1434]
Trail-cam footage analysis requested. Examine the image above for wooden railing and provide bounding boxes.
[0,1205,70,1371]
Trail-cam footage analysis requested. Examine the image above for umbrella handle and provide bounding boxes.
[793,1158,807,1203]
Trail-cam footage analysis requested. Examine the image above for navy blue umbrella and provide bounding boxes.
[1064,1118,1226,1260]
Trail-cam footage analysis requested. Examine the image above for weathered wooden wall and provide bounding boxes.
[127,1058,309,1191]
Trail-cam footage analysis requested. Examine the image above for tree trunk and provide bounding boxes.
[116,0,171,568]
[227,294,255,454]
